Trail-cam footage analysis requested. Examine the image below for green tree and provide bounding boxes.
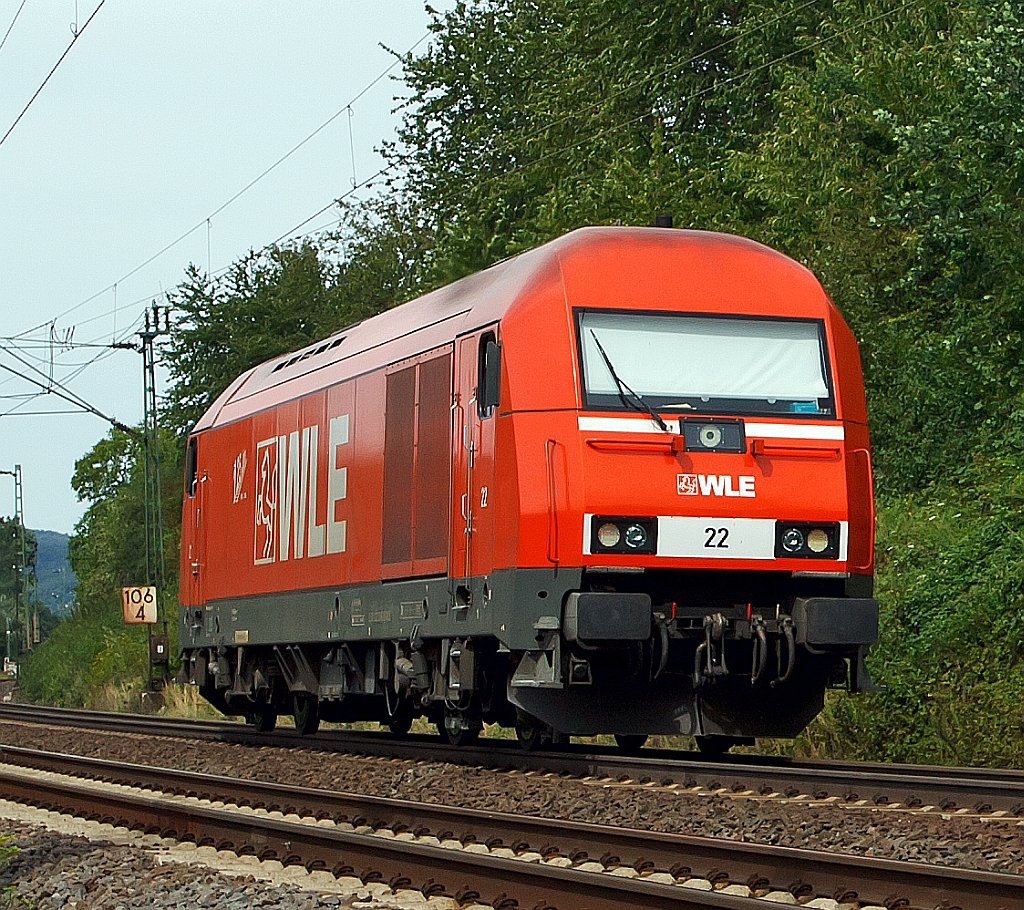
[20,427,181,705]
[391,0,781,276]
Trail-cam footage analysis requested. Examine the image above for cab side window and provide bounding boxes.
[477,331,500,419]
[185,437,198,498]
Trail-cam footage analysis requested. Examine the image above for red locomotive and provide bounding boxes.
[179,226,878,751]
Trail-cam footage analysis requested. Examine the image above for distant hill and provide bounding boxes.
[33,530,76,615]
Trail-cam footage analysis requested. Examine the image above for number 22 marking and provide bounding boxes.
[704,527,729,549]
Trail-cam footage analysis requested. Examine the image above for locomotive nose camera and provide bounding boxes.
[624,523,649,549]
[680,418,746,453]
[781,528,805,553]
[699,424,723,448]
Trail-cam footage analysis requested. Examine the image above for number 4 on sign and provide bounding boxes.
[121,586,157,624]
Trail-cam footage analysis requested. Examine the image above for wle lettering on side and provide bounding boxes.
[253,414,349,565]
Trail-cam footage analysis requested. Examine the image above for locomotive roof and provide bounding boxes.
[194,226,828,432]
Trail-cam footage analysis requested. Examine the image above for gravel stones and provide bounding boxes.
[0,823,347,910]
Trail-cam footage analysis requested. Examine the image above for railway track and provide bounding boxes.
[2,703,1023,818]
[0,745,1020,909]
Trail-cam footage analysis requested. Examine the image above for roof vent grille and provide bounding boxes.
[271,335,345,373]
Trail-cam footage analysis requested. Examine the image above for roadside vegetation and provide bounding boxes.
[18,0,1024,766]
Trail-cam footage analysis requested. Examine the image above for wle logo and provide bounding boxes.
[254,440,279,564]
[678,474,756,498]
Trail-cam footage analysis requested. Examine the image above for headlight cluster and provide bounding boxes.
[775,522,839,558]
[591,516,658,554]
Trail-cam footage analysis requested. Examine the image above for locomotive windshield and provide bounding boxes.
[577,310,833,417]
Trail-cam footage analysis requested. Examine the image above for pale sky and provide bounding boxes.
[0,1,445,534]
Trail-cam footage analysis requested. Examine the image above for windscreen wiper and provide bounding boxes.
[589,330,670,432]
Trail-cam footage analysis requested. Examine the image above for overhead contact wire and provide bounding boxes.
[0,0,106,150]
[27,29,433,339]
[0,0,27,58]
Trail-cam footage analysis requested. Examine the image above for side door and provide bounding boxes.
[451,328,500,583]
[381,346,454,579]
[182,435,205,607]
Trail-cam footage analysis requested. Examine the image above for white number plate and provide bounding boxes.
[657,517,777,560]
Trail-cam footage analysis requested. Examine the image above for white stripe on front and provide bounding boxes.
[578,415,845,441]
[745,422,844,441]
[578,416,676,434]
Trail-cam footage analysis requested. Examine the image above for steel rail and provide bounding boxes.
[0,762,767,910]
[1,703,1023,816]
[0,747,1021,909]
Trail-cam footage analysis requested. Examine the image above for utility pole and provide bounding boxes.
[139,303,170,689]
[0,466,30,653]
[109,303,172,693]
[140,304,169,596]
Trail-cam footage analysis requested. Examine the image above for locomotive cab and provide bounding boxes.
[500,231,879,746]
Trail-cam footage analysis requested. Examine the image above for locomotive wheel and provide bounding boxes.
[249,700,278,733]
[385,691,414,736]
[614,734,648,754]
[514,709,550,751]
[437,712,479,746]
[695,735,732,758]
[293,693,320,736]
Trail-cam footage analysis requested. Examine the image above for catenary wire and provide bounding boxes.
[0,0,106,150]
[0,409,109,417]
[0,317,142,423]
[0,0,27,58]
[1,342,111,415]
[0,311,143,409]
[0,358,129,430]
[15,0,825,347]
[17,28,435,340]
